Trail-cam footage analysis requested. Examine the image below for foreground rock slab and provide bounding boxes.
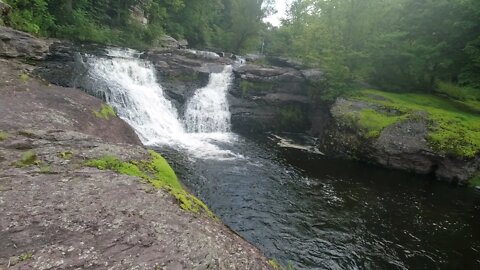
[0,58,271,269]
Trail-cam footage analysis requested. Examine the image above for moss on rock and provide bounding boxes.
[93,104,116,120]
[239,80,275,96]
[12,150,39,168]
[350,89,480,158]
[0,131,8,141]
[85,150,213,217]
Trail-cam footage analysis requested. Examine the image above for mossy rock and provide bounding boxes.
[348,89,480,158]
[85,150,213,217]
[93,104,116,120]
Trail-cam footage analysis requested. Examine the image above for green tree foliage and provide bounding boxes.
[3,0,271,52]
[212,0,273,53]
[265,0,480,98]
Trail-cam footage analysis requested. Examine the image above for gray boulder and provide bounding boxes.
[0,26,49,60]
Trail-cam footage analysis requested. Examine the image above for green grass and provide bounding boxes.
[85,150,213,216]
[0,131,8,141]
[351,89,480,158]
[435,81,480,113]
[93,104,116,120]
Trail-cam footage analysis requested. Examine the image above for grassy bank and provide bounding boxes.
[348,89,480,158]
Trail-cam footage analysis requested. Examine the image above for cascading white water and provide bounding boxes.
[84,49,185,145]
[82,48,241,159]
[184,66,233,133]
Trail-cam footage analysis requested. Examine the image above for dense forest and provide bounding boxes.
[265,0,480,101]
[1,0,273,52]
[2,0,479,102]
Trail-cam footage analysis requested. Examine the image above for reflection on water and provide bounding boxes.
[156,134,480,270]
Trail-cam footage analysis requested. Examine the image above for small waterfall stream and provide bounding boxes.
[184,66,233,133]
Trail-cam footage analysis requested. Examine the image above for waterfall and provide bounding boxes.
[184,66,233,133]
[83,49,185,145]
[80,48,240,159]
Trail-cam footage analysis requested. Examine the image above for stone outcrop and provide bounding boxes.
[320,98,480,184]
[0,26,49,60]
[229,63,325,134]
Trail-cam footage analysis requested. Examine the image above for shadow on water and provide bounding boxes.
[154,134,480,270]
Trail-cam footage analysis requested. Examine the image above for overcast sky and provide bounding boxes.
[264,0,290,27]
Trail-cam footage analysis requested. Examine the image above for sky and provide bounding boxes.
[264,0,290,27]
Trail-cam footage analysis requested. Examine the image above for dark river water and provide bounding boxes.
[156,133,480,270]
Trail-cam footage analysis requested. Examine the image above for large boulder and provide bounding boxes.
[229,64,317,134]
[159,35,188,49]
[320,97,480,184]
[0,26,49,60]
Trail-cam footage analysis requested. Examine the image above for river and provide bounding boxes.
[77,48,480,269]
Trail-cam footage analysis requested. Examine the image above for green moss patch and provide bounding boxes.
[18,252,33,262]
[12,150,39,168]
[356,109,403,138]
[268,259,295,270]
[93,104,116,120]
[240,80,275,96]
[19,72,29,82]
[85,150,213,217]
[0,131,8,141]
[352,89,480,158]
[57,151,73,160]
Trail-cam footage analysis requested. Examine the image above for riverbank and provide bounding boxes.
[0,29,272,269]
[321,89,480,185]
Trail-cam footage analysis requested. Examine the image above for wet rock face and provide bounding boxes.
[229,63,325,134]
[0,27,49,60]
[321,98,480,184]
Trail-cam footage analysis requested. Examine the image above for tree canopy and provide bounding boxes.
[264,0,480,98]
[2,0,272,52]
